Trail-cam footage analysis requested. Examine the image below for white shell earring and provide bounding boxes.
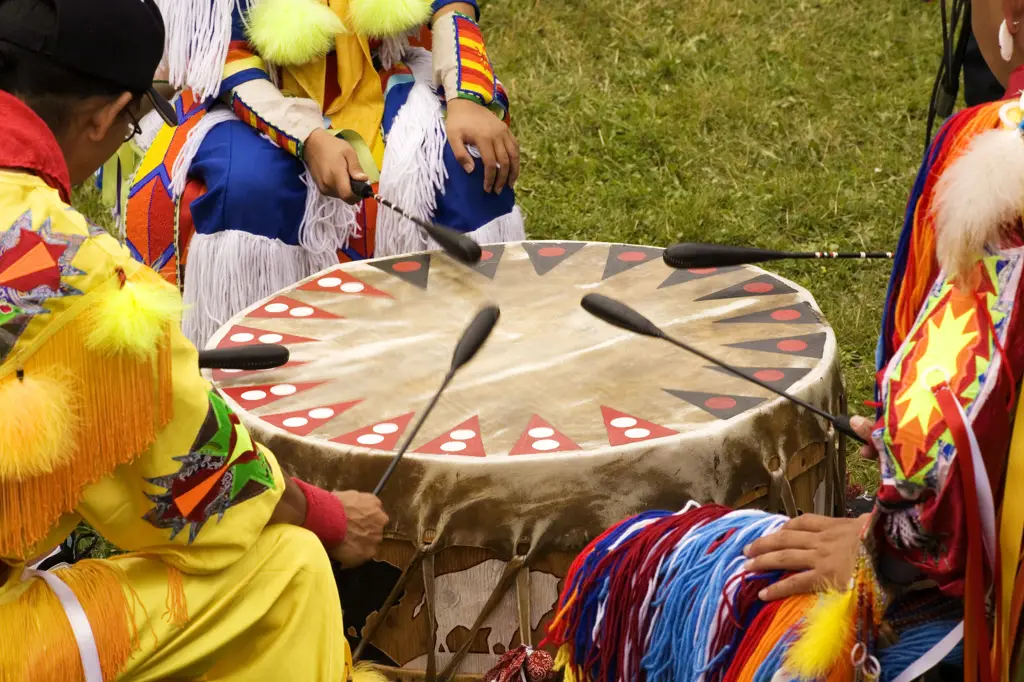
[1001,19,1015,62]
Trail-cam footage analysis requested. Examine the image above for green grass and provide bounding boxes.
[74,0,944,492]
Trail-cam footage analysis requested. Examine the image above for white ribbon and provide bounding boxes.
[891,621,963,682]
[22,567,104,682]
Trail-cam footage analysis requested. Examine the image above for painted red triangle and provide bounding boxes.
[509,415,581,456]
[331,412,415,451]
[247,296,342,320]
[210,361,308,383]
[261,400,363,437]
[216,325,318,349]
[220,381,325,410]
[414,416,486,457]
[298,268,393,298]
[600,406,678,446]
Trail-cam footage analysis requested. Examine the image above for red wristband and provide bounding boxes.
[293,478,347,548]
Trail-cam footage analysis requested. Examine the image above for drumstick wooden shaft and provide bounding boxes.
[580,293,865,444]
[351,180,482,264]
[372,373,453,496]
[662,242,893,269]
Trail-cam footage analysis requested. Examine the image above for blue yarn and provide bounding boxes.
[878,620,963,682]
[753,631,796,682]
[642,510,787,682]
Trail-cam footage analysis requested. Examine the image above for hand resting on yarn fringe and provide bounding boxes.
[743,513,869,602]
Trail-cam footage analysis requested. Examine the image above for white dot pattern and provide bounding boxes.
[264,303,289,313]
[308,408,335,420]
[240,390,266,401]
[449,429,476,441]
[340,282,365,293]
[283,417,308,428]
[259,333,283,344]
[441,441,467,452]
[374,423,399,434]
[531,439,560,451]
[624,428,651,440]
[610,417,637,428]
[317,277,342,288]
[270,384,296,396]
[290,307,314,318]
[230,332,254,343]
[357,434,385,446]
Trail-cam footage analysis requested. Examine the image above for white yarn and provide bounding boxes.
[182,231,339,348]
[298,171,361,253]
[378,31,415,71]
[375,47,449,257]
[421,206,526,254]
[934,127,1024,278]
[136,109,166,154]
[170,109,237,199]
[153,0,235,101]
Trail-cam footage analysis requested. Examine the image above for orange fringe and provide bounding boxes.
[0,560,138,682]
[893,100,1004,347]
[735,595,815,682]
[0,267,175,558]
[165,565,189,626]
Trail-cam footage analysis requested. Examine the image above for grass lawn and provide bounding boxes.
[75,0,944,492]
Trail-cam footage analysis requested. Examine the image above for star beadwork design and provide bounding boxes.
[884,267,992,482]
[143,393,275,543]
[0,212,86,361]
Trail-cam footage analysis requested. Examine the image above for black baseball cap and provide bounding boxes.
[0,0,177,126]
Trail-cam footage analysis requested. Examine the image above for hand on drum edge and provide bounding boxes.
[742,513,869,602]
[849,415,877,460]
[446,97,520,195]
[328,491,389,568]
[303,128,368,205]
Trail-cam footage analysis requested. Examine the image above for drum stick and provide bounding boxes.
[580,293,866,444]
[663,243,894,269]
[197,344,290,371]
[351,180,483,265]
[372,305,501,496]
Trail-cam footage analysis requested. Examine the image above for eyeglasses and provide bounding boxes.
[125,107,143,143]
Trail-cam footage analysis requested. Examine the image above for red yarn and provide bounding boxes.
[292,478,347,548]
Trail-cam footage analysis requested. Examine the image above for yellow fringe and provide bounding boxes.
[350,662,388,682]
[347,0,432,37]
[246,0,347,65]
[0,268,175,558]
[0,370,77,479]
[164,565,189,626]
[0,560,137,682]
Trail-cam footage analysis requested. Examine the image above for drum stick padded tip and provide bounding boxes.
[197,344,290,370]
[831,414,866,444]
[663,243,787,269]
[450,306,500,371]
[581,294,664,339]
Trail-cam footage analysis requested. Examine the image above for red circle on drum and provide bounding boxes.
[744,282,774,294]
[705,396,737,410]
[538,247,566,257]
[753,370,785,382]
[777,339,808,352]
[617,251,648,262]
[392,261,422,273]
[770,309,801,321]
[481,249,494,260]
[688,267,717,274]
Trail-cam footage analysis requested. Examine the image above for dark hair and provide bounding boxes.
[0,0,127,135]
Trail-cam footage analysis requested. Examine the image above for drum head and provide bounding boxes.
[208,242,840,546]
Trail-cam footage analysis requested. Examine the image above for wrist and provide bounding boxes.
[292,478,347,548]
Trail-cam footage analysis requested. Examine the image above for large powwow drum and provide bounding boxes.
[206,241,845,680]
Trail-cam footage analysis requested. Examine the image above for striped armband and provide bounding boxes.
[432,12,497,107]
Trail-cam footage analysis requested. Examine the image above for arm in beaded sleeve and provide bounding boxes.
[431,2,509,121]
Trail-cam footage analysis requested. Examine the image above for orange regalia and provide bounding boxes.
[125,0,522,349]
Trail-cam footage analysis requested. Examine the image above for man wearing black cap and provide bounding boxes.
[0,0,387,680]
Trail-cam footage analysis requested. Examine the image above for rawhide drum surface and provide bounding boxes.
[207,241,843,550]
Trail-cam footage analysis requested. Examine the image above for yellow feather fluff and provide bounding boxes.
[350,662,388,682]
[0,371,76,480]
[348,0,433,37]
[86,276,183,359]
[783,589,856,679]
[246,0,347,66]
